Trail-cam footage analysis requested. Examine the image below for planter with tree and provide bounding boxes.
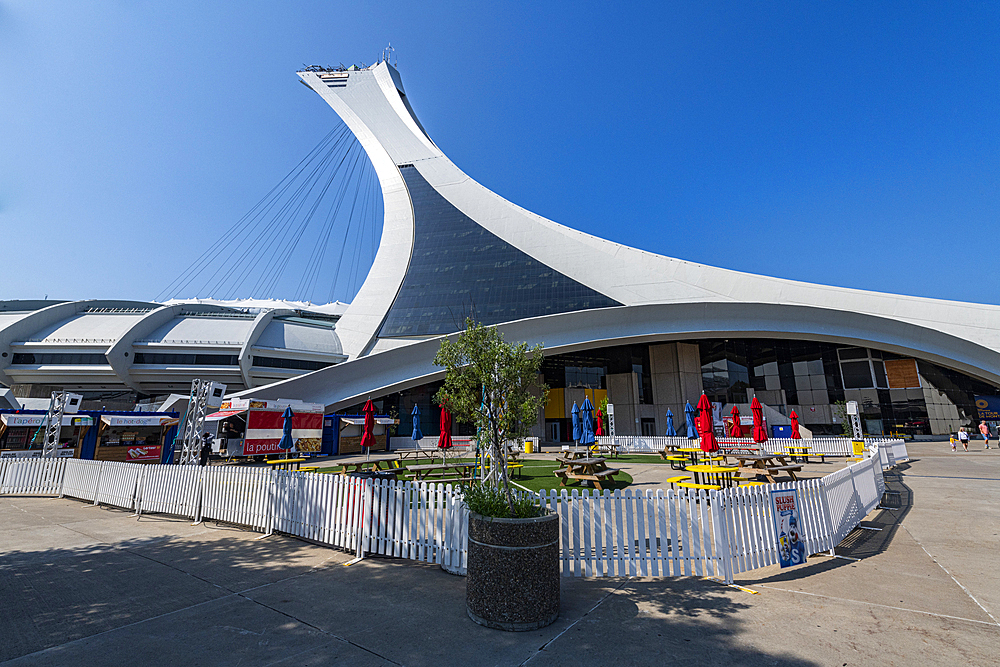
[434,319,557,631]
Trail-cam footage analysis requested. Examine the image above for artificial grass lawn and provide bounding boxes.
[315,456,633,493]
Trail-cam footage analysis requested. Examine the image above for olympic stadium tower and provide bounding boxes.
[236,61,1000,439]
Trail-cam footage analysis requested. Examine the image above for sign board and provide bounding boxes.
[0,414,93,428]
[0,449,74,459]
[975,396,1000,421]
[739,416,754,426]
[845,401,858,415]
[884,359,920,389]
[769,489,806,568]
[126,445,162,462]
[101,415,173,427]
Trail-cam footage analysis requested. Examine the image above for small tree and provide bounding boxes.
[434,319,548,515]
[832,400,852,437]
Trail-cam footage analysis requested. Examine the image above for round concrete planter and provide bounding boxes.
[466,511,559,631]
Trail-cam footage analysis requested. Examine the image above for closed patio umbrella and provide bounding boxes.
[665,409,677,437]
[580,397,595,448]
[595,407,604,437]
[684,401,697,439]
[571,402,581,445]
[751,396,768,444]
[790,410,802,440]
[697,394,718,452]
[729,405,744,438]
[438,404,453,463]
[360,399,376,460]
[411,404,423,444]
[277,406,294,452]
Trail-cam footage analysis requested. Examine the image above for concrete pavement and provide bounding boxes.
[1,441,997,666]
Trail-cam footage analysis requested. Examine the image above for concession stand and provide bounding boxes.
[94,413,178,463]
[335,414,396,454]
[0,412,92,459]
[206,398,324,457]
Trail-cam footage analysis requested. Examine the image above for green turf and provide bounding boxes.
[313,457,633,493]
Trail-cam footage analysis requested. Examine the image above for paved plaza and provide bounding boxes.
[1,441,997,666]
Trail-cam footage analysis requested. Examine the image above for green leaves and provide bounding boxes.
[433,318,549,512]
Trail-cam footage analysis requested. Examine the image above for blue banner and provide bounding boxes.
[770,489,806,568]
[975,396,1000,421]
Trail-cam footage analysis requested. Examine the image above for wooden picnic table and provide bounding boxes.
[554,456,620,491]
[396,449,440,462]
[338,459,402,475]
[405,462,477,482]
[265,457,307,471]
[731,453,802,483]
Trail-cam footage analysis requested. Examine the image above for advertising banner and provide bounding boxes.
[242,410,324,456]
[0,449,74,459]
[769,489,806,568]
[974,396,1000,421]
[1,414,93,427]
[126,445,162,462]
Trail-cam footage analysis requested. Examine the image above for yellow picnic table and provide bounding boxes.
[265,457,307,471]
[685,464,738,488]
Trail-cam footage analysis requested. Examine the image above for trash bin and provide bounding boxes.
[771,424,792,438]
[524,441,534,454]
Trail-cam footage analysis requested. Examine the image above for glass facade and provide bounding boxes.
[378,167,621,337]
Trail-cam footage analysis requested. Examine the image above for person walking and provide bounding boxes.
[958,427,970,452]
[980,421,992,449]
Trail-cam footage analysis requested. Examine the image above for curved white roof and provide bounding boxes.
[0,299,346,394]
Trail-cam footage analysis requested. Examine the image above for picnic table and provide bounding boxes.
[554,456,620,491]
[784,444,820,463]
[405,462,477,482]
[265,457,307,471]
[338,459,402,475]
[685,464,738,488]
[731,453,802,484]
[396,449,440,462]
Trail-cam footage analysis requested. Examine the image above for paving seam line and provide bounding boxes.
[519,577,633,666]
[757,586,999,627]
[897,523,999,626]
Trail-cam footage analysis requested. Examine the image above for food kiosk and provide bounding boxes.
[206,398,324,457]
[335,415,395,454]
[94,413,178,463]
[0,412,92,459]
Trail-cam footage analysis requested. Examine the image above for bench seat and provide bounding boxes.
[677,482,721,491]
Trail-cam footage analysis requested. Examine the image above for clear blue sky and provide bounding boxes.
[2,1,998,305]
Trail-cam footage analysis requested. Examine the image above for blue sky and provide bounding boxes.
[2,1,997,305]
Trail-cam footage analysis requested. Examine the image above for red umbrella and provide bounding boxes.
[360,398,376,456]
[751,396,768,443]
[790,410,802,440]
[729,405,744,437]
[595,407,604,437]
[696,394,718,452]
[437,405,453,450]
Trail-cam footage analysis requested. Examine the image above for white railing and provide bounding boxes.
[13,439,902,584]
[388,436,539,453]
[598,434,903,458]
[890,440,909,463]
[0,458,66,495]
[537,487,726,579]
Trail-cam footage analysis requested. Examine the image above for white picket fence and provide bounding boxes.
[5,440,902,583]
[597,434,906,459]
[537,487,726,578]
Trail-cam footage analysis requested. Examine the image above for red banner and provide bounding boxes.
[126,445,162,462]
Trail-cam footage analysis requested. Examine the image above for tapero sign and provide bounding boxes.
[769,489,806,568]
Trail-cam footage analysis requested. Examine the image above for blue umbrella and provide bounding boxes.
[665,409,677,437]
[277,406,294,451]
[571,402,582,442]
[411,404,423,442]
[580,397,595,446]
[684,401,697,439]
